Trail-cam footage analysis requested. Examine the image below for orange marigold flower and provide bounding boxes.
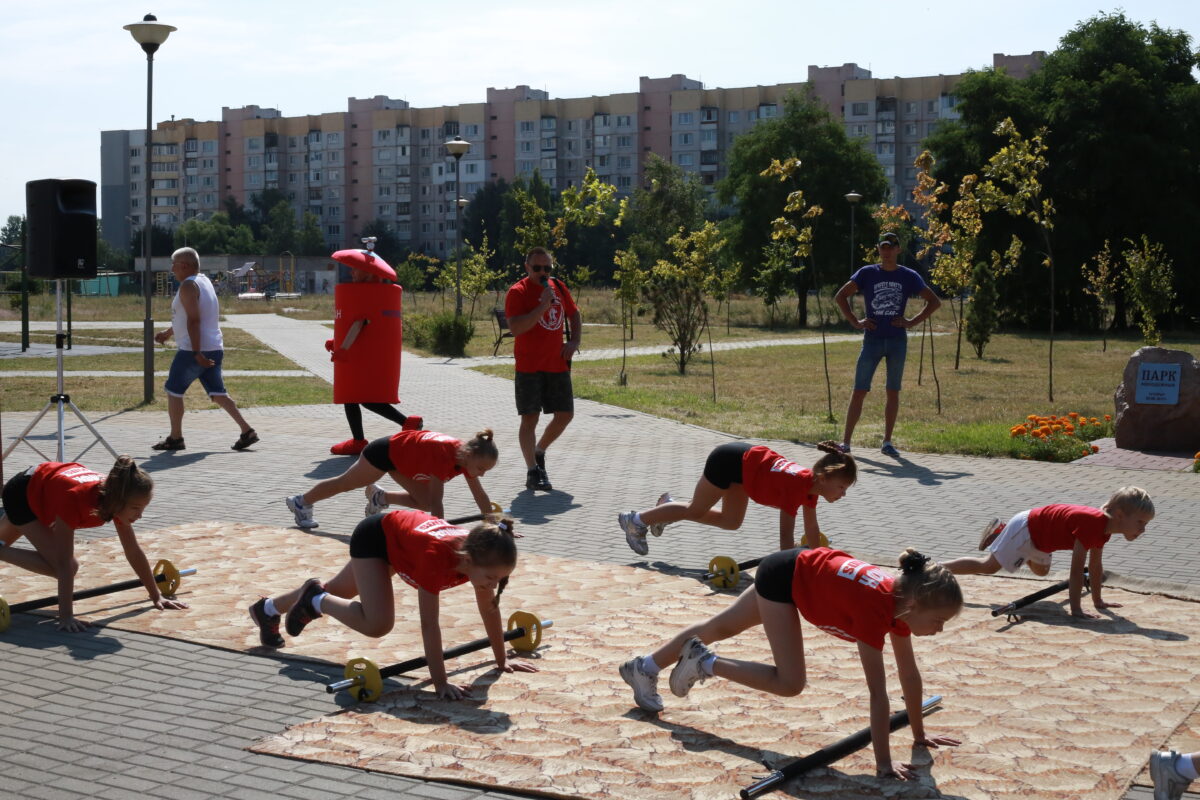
[1068,412,1079,418]
[1090,417,1099,424]
[1091,445,1100,453]
[1051,424,1063,433]
[1026,414,1038,421]
[1104,414,1112,421]
[1049,414,1058,420]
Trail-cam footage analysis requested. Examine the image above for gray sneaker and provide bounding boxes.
[978,517,1002,550]
[619,511,649,556]
[285,494,318,529]
[648,493,673,537]
[364,483,389,517]
[669,636,713,698]
[1151,750,1192,800]
[619,657,664,712]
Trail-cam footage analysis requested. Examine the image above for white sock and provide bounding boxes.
[700,653,717,676]
[1177,754,1199,780]
[641,655,661,676]
[262,598,278,617]
[312,592,328,614]
[632,512,645,527]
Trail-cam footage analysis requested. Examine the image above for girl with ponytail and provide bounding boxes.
[0,456,187,632]
[253,510,537,700]
[619,440,856,557]
[620,546,962,780]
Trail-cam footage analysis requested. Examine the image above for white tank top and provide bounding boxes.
[171,273,223,352]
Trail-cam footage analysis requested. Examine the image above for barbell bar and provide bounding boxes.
[740,695,943,798]
[991,568,1089,621]
[704,533,831,589]
[326,610,553,702]
[0,559,194,633]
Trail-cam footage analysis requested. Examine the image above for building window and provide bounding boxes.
[877,142,895,155]
[540,157,556,171]
[904,123,917,136]
[676,153,694,167]
[747,109,758,122]
[677,112,694,125]
[376,129,392,143]
[851,123,867,137]
[946,94,959,108]
[727,110,740,123]
[326,170,340,182]
[541,117,556,130]
[519,120,535,133]
[616,135,632,148]
[202,140,216,153]
[700,129,717,143]
[327,132,340,145]
[542,137,557,151]
[616,175,632,188]
[676,133,694,146]
[327,224,341,236]
[465,162,478,174]
[617,155,632,169]
[247,137,263,151]
[700,150,719,165]
[464,124,480,136]
[759,104,777,118]
[851,102,868,116]
[247,155,262,168]
[616,114,631,127]
[927,100,937,113]
[131,165,141,175]
[308,130,322,144]
[904,101,918,115]
[327,206,341,217]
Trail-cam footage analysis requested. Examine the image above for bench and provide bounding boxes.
[492,308,514,356]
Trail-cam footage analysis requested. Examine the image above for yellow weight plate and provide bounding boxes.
[0,597,10,633]
[507,610,543,651]
[153,559,182,596]
[489,501,502,514]
[707,555,740,589]
[818,531,830,548]
[345,657,383,703]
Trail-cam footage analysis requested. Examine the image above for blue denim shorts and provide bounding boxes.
[164,349,227,397]
[853,335,907,392]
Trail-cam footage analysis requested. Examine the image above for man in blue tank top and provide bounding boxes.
[152,247,258,452]
[833,232,941,457]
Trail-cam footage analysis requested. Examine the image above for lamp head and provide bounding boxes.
[444,135,470,159]
[124,14,176,56]
[845,191,863,204]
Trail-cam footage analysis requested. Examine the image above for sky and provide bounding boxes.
[2,0,1197,223]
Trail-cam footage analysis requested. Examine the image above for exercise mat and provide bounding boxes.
[248,561,1200,799]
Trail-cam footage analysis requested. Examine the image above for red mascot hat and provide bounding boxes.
[331,248,396,282]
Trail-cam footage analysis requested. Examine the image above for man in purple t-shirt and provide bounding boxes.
[833,232,941,457]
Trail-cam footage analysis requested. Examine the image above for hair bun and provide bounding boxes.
[900,551,931,576]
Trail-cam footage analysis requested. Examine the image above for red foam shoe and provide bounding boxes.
[401,415,424,431]
[330,438,368,456]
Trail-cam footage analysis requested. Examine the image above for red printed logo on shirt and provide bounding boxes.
[539,300,563,332]
[769,457,802,476]
[61,466,101,484]
[836,558,888,589]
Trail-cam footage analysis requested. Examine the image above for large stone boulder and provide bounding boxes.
[1114,346,1200,452]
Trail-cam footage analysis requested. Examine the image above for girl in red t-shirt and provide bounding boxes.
[0,456,188,632]
[286,429,498,530]
[619,547,962,780]
[619,440,855,556]
[943,486,1154,618]
[253,510,537,699]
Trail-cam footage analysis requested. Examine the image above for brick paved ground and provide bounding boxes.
[1,314,1196,799]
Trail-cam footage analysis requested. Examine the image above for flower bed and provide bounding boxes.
[1010,412,1114,462]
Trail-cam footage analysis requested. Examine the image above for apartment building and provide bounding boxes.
[100,55,1043,259]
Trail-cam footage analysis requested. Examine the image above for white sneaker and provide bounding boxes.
[648,493,673,537]
[978,517,1003,550]
[364,483,389,517]
[619,658,664,712]
[285,495,318,529]
[1151,750,1193,800]
[669,637,713,698]
[619,511,649,556]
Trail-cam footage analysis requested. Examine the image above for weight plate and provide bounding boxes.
[707,555,740,589]
[0,597,10,633]
[344,657,383,703]
[507,610,542,651]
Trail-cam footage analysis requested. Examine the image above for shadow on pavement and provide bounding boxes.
[994,602,1189,640]
[1,615,125,660]
[507,490,581,525]
[856,455,973,486]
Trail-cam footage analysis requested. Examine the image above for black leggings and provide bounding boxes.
[344,403,407,440]
[754,548,800,604]
[702,441,752,490]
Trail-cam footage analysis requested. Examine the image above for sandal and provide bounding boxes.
[151,435,185,451]
[232,429,260,451]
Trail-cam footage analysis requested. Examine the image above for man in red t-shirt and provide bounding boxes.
[504,247,581,492]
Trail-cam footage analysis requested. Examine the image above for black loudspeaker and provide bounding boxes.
[26,178,97,279]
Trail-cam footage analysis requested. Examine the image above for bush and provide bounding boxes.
[405,311,474,357]
[1008,411,1113,462]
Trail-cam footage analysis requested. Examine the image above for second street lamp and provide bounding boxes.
[443,135,470,317]
[845,191,862,277]
[124,13,176,404]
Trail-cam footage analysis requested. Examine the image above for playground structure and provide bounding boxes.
[153,252,301,299]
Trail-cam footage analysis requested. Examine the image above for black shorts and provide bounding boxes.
[362,437,396,472]
[754,548,800,604]
[514,370,574,416]
[702,442,752,490]
[1,467,37,526]
[348,513,390,560]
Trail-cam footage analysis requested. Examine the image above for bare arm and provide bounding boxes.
[1068,540,1095,617]
[506,285,555,337]
[48,520,86,632]
[464,474,493,516]
[561,308,582,362]
[857,642,898,776]
[834,281,870,329]
[778,509,797,550]
[114,519,187,610]
[799,505,820,549]
[475,584,507,665]
[418,587,465,699]
[894,287,942,329]
[1088,547,1118,610]
[891,633,960,751]
[425,478,446,520]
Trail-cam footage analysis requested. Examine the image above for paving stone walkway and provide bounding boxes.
[1,313,1196,799]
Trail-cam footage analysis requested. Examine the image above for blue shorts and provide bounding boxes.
[853,335,907,392]
[164,349,227,397]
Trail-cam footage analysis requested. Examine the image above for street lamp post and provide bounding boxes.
[125,14,176,405]
[443,135,470,317]
[845,191,862,276]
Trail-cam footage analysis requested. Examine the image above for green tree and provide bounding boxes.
[1081,241,1119,352]
[718,89,888,325]
[262,200,298,255]
[1123,235,1177,346]
[1,215,24,270]
[96,223,131,271]
[297,212,325,256]
[644,223,725,375]
[226,224,258,255]
[359,219,408,265]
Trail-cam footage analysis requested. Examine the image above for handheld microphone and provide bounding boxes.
[539,275,549,287]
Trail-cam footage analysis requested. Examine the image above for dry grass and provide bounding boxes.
[474,330,1200,457]
[0,375,331,413]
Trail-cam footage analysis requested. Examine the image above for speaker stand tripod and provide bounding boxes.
[2,280,118,464]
